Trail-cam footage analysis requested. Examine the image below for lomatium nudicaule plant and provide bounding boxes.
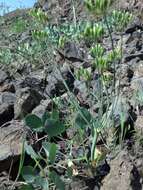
[18,1,133,189]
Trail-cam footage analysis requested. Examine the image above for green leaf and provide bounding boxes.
[75,108,92,129]
[42,112,50,125]
[20,184,34,190]
[35,176,49,190]
[42,142,57,164]
[50,171,65,190]
[24,142,39,160]
[51,110,60,121]
[45,119,65,137]
[21,166,36,183]
[25,114,43,131]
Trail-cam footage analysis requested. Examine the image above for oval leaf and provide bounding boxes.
[20,184,34,190]
[21,166,36,183]
[50,171,65,190]
[35,176,49,190]
[24,142,39,160]
[25,114,43,131]
[45,119,65,137]
[42,142,57,164]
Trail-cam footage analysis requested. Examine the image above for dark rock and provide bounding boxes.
[0,92,15,126]
[124,53,143,62]
[14,87,43,119]
[45,65,74,97]
[62,42,85,62]
[0,71,9,84]
[125,17,143,34]
[0,83,15,93]
[15,71,46,93]
[0,103,14,126]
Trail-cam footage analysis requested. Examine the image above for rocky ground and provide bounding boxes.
[0,0,143,189]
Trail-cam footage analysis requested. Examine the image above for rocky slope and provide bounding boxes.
[0,0,143,189]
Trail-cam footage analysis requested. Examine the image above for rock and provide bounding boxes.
[45,65,74,97]
[124,53,143,62]
[101,150,133,190]
[14,87,43,119]
[15,71,46,93]
[34,0,60,23]
[125,17,143,34]
[129,84,143,115]
[129,61,143,111]
[0,92,15,105]
[0,120,26,172]
[135,116,143,136]
[101,146,143,190]
[123,28,143,62]
[116,64,134,83]
[0,83,15,93]
[74,80,88,98]
[131,60,143,78]
[111,0,135,11]
[74,79,94,108]
[104,95,137,144]
[0,71,9,84]
[0,92,15,126]
[107,95,131,128]
[131,77,143,92]
[62,42,85,62]
[44,75,60,97]
[0,103,14,127]
[32,98,53,118]
[19,31,31,43]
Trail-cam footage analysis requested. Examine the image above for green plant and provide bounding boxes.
[19,110,66,190]
[76,67,92,82]
[29,8,48,26]
[16,2,134,188]
[84,0,112,14]
[0,48,13,65]
[111,10,133,31]
[79,0,133,163]
[11,18,28,33]
[83,23,105,42]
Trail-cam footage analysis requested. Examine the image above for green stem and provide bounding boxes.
[103,14,115,95]
[91,127,97,161]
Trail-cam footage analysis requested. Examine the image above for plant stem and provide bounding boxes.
[103,14,116,96]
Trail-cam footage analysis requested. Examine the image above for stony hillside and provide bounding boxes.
[0,0,143,189]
